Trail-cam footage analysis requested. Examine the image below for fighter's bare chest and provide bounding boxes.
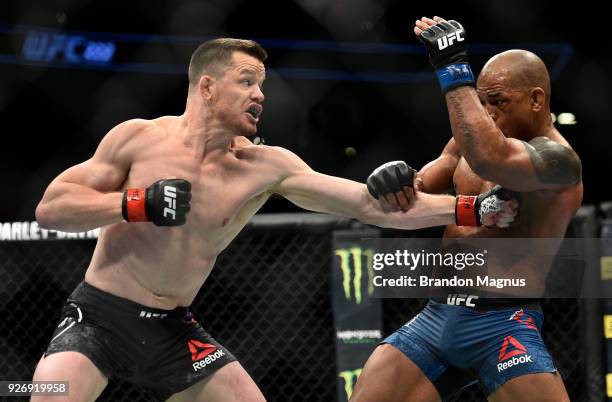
[127,147,270,229]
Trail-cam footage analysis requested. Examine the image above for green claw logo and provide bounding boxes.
[338,368,363,399]
[334,247,374,304]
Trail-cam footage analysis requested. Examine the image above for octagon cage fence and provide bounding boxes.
[0,208,608,402]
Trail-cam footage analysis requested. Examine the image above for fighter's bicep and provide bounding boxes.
[262,145,313,192]
[521,137,582,186]
[418,139,461,193]
[52,119,148,192]
[54,158,128,192]
[264,147,371,215]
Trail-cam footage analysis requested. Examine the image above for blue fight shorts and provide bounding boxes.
[383,298,558,397]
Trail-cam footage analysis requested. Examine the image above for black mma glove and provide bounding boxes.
[367,161,416,199]
[122,179,192,226]
[418,19,475,94]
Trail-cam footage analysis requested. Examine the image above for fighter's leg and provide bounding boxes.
[31,352,108,402]
[350,344,441,402]
[33,293,115,402]
[166,361,266,402]
[488,372,569,402]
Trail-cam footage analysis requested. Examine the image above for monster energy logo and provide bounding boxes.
[338,368,362,400]
[335,247,374,304]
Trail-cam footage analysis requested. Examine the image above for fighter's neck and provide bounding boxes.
[524,124,557,142]
[509,114,556,142]
[178,111,235,158]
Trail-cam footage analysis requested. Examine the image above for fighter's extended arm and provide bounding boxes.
[268,146,483,230]
[416,17,581,192]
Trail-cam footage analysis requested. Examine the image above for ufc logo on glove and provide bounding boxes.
[163,186,177,220]
[437,31,464,50]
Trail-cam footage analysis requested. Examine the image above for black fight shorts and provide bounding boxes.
[44,281,236,401]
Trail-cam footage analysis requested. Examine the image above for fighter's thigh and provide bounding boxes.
[166,361,266,402]
[488,372,569,402]
[31,352,108,402]
[350,344,440,402]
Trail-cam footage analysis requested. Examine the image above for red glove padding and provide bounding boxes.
[455,186,518,227]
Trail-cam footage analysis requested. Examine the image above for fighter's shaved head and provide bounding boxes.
[478,50,551,105]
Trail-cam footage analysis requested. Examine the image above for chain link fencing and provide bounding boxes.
[0,215,592,401]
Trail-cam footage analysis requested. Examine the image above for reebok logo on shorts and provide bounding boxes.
[188,340,225,372]
[497,336,533,372]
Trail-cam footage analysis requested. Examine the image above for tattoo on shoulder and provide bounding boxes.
[522,137,582,185]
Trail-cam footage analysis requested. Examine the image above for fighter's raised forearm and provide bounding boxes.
[445,86,505,170]
[414,17,504,171]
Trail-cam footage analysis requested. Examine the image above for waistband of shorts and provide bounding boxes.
[71,281,190,319]
[429,294,542,313]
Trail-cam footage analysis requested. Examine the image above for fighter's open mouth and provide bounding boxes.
[246,104,262,118]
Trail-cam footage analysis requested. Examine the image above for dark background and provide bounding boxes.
[1,0,609,221]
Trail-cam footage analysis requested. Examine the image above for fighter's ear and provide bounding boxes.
[199,75,215,103]
[529,87,546,112]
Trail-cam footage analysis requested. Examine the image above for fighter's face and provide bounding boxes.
[477,71,535,139]
[211,52,265,136]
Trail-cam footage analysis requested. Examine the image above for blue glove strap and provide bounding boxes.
[436,63,475,93]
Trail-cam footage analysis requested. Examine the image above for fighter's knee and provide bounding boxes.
[32,354,56,381]
[243,394,266,402]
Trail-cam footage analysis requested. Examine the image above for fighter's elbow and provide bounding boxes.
[469,160,490,179]
[35,202,52,229]
[35,201,60,229]
[468,156,497,181]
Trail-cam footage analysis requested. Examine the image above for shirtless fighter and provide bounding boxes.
[351,17,582,402]
[32,38,516,402]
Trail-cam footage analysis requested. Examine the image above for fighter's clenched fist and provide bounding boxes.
[123,179,191,226]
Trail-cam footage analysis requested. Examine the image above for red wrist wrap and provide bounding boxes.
[124,189,148,222]
[455,195,478,226]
